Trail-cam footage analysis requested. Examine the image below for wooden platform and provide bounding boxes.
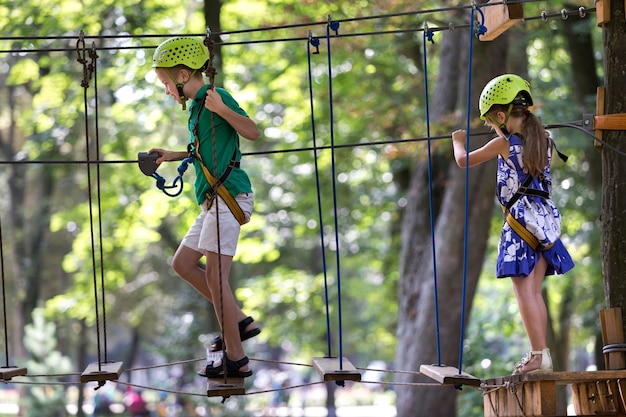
[312,357,361,382]
[479,0,524,41]
[419,364,481,387]
[207,377,246,398]
[0,366,27,381]
[80,361,124,384]
[203,351,248,397]
[483,370,626,417]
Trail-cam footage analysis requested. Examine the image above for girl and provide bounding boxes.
[452,74,574,374]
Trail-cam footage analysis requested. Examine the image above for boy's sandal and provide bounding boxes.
[198,355,253,378]
[210,316,261,352]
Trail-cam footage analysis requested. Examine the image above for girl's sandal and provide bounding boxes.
[199,355,253,378]
[210,316,261,352]
[512,348,553,375]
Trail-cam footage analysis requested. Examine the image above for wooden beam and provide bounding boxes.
[420,364,481,387]
[312,357,361,382]
[595,114,626,131]
[600,308,626,369]
[80,361,124,384]
[479,0,524,41]
[0,366,27,381]
[596,0,611,26]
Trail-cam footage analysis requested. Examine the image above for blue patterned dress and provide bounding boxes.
[495,134,575,278]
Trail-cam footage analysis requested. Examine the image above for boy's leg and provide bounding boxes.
[172,245,253,330]
[204,251,250,371]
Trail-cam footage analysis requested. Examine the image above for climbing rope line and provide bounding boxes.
[1,120,620,170]
[0,216,12,369]
[306,30,334,359]
[76,31,111,369]
[457,5,478,378]
[323,16,347,373]
[0,4,594,55]
[421,23,442,367]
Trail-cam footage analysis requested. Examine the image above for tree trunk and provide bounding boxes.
[395,21,511,416]
[600,0,626,334]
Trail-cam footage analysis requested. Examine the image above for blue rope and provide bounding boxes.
[152,157,194,197]
[422,24,442,367]
[457,5,477,377]
[326,17,345,375]
[306,32,333,359]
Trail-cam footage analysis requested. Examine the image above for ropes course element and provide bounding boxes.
[0,4,596,54]
[307,16,361,387]
[75,30,124,387]
[2,3,625,413]
[4,355,453,398]
[458,3,476,378]
[421,22,442,368]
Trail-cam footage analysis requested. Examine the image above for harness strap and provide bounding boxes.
[505,174,549,211]
[502,174,554,251]
[502,206,541,250]
[192,91,246,225]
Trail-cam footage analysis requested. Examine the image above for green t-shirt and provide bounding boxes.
[188,85,253,205]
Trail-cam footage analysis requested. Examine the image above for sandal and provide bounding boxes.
[512,348,553,375]
[198,355,253,378]
[210,316,261,352]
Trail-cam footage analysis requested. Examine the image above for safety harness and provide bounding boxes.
[501,173,550,251]
[191,91,247,225]
[500,137,567,251]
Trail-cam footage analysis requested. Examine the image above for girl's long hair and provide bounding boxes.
[488,103,548,177]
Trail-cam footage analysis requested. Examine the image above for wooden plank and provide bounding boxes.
[312,357,361,382]
[498,369,626,385]
[80,361,124,383]
[479,0,524,41]
[419,364,481,387]
[0,366,27,380]
[595,114,626,130]
[207,377,245,397]
[600,308,626,369]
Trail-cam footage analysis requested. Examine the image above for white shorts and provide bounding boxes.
[181,193,253,257]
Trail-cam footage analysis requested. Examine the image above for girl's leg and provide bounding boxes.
[204,251,249,372]
[511,255,549,372]
[172,245,254,332]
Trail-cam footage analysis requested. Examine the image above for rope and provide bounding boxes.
[76,31,109,371]
[0,216,11,368]
[4,122,618,168]
[422,23,442,367]
[203,28,230,382]
[325,16,346,374]
[7,356,464,394]
[90,37,110,365]
[457,5,477,378]
[306,31,333,358]
[0,5,595,55]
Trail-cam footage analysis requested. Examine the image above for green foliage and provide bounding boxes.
[21,309,73,417]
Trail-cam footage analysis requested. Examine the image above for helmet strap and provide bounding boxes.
[499,103,514,133]
[164,68,198,111]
